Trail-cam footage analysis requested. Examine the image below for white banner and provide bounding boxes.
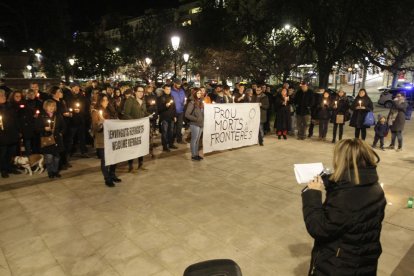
[203,103,260,153]
[104,117,150,166]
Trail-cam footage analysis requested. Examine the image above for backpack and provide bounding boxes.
[183,101,195,125]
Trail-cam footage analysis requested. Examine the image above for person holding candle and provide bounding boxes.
[91,94,120,187]
[302,138,386,276]
[35,99,65,179]
[123,86,149,171]
[350,88,373,140]
[157,84,177,152]
[0,89,20,178]
[65,83,89,158]
[316,91,332,141]
[386,93,408,151]
[185,88,204,161]
[144,84,158,134]
[233,83,246,102]
[8,91,36,156]
[274,88,291,139]
[330,88,350,143]
[294,82,314,140]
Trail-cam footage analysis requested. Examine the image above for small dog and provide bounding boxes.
[14,154,45,176]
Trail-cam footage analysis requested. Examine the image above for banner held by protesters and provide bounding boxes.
[104,117,150,165]
[203,103,260,153]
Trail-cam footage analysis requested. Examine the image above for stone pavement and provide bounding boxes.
[0,106,413,276]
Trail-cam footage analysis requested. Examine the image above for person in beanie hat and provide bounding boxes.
[372,114,389,150]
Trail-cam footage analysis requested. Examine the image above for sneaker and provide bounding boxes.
[191,156,201,161]
[170,145,178,149]
[387,145,395,149]
[197,156,204,160]
[380,147,385,151]
[112,177,122,183]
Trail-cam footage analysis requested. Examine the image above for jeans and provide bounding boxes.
[0,144,17,172]
[373,135,385,148]
[288,115,296,135]
[390,131,403,148]
[174,113,184,142]
[68,125,87,154]
[44,154,60,175]
[97,148,117,181]
[258,123,264,144]
[296,115,310,139]
[23,138,32,156]
[308,121,315,137]
[332,123,344,141]
[161,120,174,149]
[319,119,329,138]
[355,128,367,140]
[190,125,203,157]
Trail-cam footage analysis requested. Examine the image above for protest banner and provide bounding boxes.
[203,103,260,153]
[104,117,150,165]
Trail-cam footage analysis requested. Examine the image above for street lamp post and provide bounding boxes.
[183,53,189,80]
[171,36,180,78]
[352,64,359,97]
[68,58,75,82]
[145,57,152,82]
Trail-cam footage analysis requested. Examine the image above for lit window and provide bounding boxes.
[190,7,201,14]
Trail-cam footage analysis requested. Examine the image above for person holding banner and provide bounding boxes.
[158,84,177,152]
[91,94,120,187]
[123,87,148,171]
[255,86,270,146]
[185,88,204,161]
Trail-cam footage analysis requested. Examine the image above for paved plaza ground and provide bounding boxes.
[0,105,413,276]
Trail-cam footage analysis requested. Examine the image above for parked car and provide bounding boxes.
[378,87,414,108]
[377,81,413,92]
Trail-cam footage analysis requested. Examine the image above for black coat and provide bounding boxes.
[65,93,89,127]
[315,97,332,120]
[387,100,407,132]
[35,112,65,155]
[9,101,36,139]
[157,93,177,122]
[302,166,386,276]
[256,93,270,123]
[274,94,291,131]
[295,89,314,116]
[349,95,374,128]
[0,103,19,146]
[330,95,350,124]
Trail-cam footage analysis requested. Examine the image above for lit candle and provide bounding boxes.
[323,100,327,105]
[76,102,80,109]
[0,115,3,130]
[335,101,338,108]
[69,108,73,112]
[359,100,362,107]
[232,96,235,103]
[99,110,103,119]
[184,97,187,103]
[170,100,174,104]
[47,119,51,128]
[151,100,155,105]
[35,110,40,115]
[19,104,25,109]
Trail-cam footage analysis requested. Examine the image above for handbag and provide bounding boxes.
[363,111,375,127]
[336,114,344,124]
[40,117,56,148]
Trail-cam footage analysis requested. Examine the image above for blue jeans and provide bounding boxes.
[161,120,174,149]
[190,125,203,157]
[97,148,117,181]
[44,154,60,174]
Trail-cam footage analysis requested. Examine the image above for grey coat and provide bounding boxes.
[185,101,204,127]
[387,100,407,132]
[256,93,270,123]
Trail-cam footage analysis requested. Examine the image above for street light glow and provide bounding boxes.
[26,65,32,71]
[68,58,75,66]
[171,36,180,51]
[183,53,189,63]
[145,57,152,65]
[284,24,291,30]
[354,64,359,69]
[114,47,120,52]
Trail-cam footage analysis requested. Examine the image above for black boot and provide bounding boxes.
[105,180,115,187]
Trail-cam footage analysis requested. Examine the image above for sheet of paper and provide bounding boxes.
[294,163,324,185]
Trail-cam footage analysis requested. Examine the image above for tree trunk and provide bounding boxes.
[318,62,331,89]
[361,64,368,88]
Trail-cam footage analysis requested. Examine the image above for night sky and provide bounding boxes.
[68,0,180,30]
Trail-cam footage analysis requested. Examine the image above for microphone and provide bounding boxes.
[302,167,333,193]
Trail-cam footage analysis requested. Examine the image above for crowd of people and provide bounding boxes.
[0,78,409,186]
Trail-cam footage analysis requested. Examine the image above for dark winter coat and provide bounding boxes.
[65,93,89,127]
[295,89,314,116]
[0,103,19,146]
[387,100,407,132]
[274,94,291,131]
[157,93,177,122]
[349,95,374,128]
[35,112,65,155]
[256,93,270,123]
[9,101,36,139]
[302,166,386,276]
[123,97,148,120]
[330,95,350,124]
[185,100,204,128]
[311,92,324,119]
[315,97,332,120]
[144,94,158,116]
[374,123,389,137]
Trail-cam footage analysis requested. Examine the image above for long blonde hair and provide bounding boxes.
[330,138,379,184]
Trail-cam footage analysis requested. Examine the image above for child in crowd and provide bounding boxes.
[372,115,389,150]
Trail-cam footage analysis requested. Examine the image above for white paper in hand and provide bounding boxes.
[294,163,324,185]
